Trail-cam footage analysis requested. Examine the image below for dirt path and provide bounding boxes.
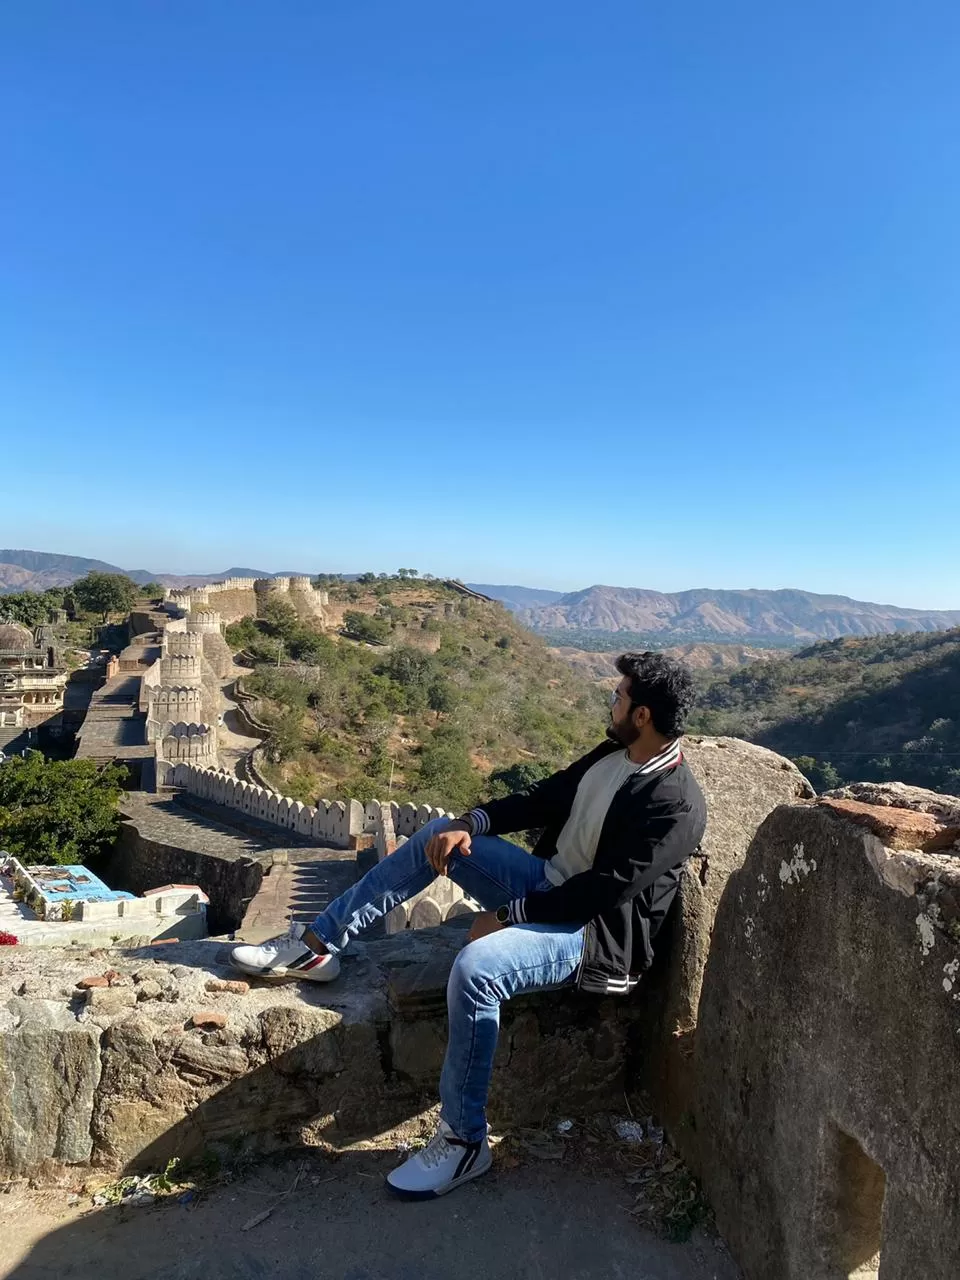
[1,1150,740,1280]
[215,672,262,777]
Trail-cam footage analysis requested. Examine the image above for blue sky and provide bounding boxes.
[2,2,958,606]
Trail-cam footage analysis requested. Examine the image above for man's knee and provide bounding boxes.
[418,817,449,837]
[447,942,500,1006]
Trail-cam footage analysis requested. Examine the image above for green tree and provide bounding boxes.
[259,597,300,640]
[140,581,165,599]
[224,616,262,651]
[342,611,391,644]
[427,678,458,721]
[0,755,128,866]
[0,591,55,627]
[71,572,139,622]
[792,757,840,793]
[487,761,553,798]
[378,645,433,686]
[415,724,479,809]
[269,708,305,761]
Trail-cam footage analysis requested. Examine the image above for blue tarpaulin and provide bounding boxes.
[26,865,135,903]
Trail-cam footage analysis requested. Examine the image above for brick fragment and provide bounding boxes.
[189,1011,228,1029]
[204,979,250,995]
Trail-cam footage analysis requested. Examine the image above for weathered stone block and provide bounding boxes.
[696,792,960,1280]
[0,998,101,1175]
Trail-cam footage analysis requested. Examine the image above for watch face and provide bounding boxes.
[496,906,510,923]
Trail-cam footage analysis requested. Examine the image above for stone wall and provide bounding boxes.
[695,786,960,1280]
[137,609,226,772]
[172,764,363,848]
[165,578,328,626]
[166,585,257,624]
[169,764,455,856]
[159,654,202,685]
[162,631,203,658]
[0,929,642,1178]
[169,766,475,928]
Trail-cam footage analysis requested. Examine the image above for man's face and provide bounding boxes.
[608,676,642,747]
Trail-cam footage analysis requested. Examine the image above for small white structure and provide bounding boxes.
[0,854,208,947]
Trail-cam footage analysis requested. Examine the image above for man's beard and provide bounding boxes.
[607,718,640,748]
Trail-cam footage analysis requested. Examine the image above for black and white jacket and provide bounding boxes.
[461,739,707,995]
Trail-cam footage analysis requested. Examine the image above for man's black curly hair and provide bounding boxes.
[615,651,696,738]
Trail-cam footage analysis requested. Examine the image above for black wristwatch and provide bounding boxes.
[495,904,512,925]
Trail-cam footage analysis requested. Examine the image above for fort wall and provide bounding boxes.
[164,577,328,626]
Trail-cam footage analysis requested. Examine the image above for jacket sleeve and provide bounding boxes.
[505,797,704,926]
[460,744,610,838]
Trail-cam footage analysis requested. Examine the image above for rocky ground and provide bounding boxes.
[1,1142,741,1280]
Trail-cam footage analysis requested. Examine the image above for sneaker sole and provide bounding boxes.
[230,958,340,983]
[385,1151,493,1201]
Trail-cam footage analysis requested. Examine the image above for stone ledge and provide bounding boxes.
[818,796,960,851]
[0,923,643,1180]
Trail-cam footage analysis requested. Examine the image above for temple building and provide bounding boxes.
[0,621,68,733]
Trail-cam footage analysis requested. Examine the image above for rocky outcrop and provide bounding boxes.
[638,737,814,1154]
[696,785,960,1280]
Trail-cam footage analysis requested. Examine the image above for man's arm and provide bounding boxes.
[500,798,705,926]
[458,742,613,838]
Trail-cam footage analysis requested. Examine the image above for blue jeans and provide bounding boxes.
[309,819,584,1143]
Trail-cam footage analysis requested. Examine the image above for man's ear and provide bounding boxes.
[632,703,651,731]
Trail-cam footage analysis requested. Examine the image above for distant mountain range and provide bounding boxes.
[0,550,304,593]
[466,584,565,610]
[468,584,960,644]
[3,553,958,645]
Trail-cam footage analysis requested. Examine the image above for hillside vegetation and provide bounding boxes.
[687,629,960,795]
[552,642,780,688]
[225,576,607,810]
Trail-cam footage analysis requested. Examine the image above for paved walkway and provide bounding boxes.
[120,792,282,865]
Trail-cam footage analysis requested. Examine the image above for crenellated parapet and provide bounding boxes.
[159,654,202,685]
[146,685,204,741]
[209,577,257,593]
[186,611,223,634]
[162,577,326,626]
[156,722,218,786]
[162,630,203,658]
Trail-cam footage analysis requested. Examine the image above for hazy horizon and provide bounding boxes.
[2,545,959,614]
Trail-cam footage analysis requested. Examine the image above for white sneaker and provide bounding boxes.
[230,922,340,982]
[386,1120,492,1200]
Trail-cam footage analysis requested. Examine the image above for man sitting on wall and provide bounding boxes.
[231,651,707,1200]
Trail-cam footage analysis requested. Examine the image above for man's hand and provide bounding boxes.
[467,911,508,943]
[425,820,472,877]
